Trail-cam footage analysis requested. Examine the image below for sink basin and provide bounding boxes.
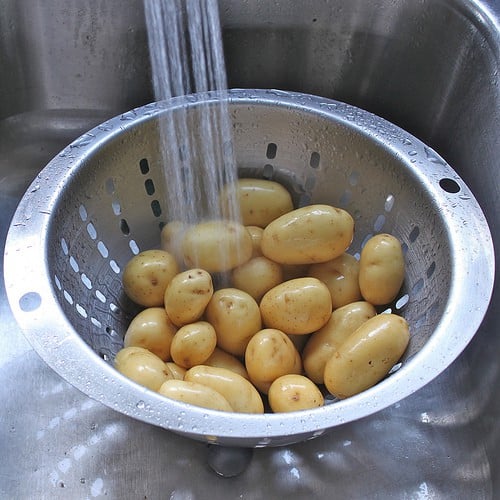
[1,0,498,495]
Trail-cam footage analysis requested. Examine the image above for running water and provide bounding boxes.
[143,0,239,226]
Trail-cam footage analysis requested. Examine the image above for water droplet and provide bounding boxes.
[136,400,145,409]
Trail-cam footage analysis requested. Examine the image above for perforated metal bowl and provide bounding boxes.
[4,90,494,447]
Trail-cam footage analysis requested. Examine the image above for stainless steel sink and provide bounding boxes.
[1,0,498,497]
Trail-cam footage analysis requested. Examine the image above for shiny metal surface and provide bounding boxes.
[1,0,499,497]
[4,89,494,447]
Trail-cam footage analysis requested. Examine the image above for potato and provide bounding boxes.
[124,307,177,361]
[160,220,188,265]
[122,249,179,307]
[246,225,264,257]
[158,379,234,412]
[231,256,283,302]
[204,347,249,379]
[245,329,299,389]
[164,268,213,326]
[114,346,172,391]
[308,253,362,309]
[185,365,264,413]
[359,233,405,305]
[324,313,410,399]
[182,220,252,273]
[302,301,377,384]
[268,374,324,413]
[260,277,332,334]
[261,204,354,265]
[170,321,217,368]
[165,362,186,380]
[205,288,262,356]
[219,178,294,227]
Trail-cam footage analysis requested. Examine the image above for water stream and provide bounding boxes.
[143,0,239,226]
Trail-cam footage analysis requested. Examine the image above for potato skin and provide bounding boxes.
[324,313,410,399]
[220,178,294,227]
[244,328,299,390]
[261,204,354,265]
[260,277,332,335]
[122,249,179,307]
[204,347,249,379]
[268,374,324,413]
[182,220,252,273]
[158,379,234,412]
[114,346,172,391]
[359,233,405,305]
[308,253,362,309]
[205,288,262,356]
[170,321,217,368]
[231,256,283,302]
[124,307,178,361]
[185,365,264,414]
[302,301,377,384]
[164,268,213,326]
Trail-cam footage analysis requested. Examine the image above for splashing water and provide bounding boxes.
[143,0,239,225]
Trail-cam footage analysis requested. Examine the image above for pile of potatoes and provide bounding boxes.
[114,178,409,414]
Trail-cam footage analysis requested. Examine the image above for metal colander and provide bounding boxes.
[4,90,494,447]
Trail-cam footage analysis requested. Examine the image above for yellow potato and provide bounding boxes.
[324,313,410,399]
[122,249,179,307]
[246,225,264,257]
[308,253,362,309]
[231,256,283,302]
[260,277,332,334]
[170,321,217,368]
[164,268,213,326]
[245,328,299,387]
[261,204,354,265]
[204,347,249,379]
[268,374,324,413]
[302,301,377,384]
[185,365,264,414]
[114,346,172,391]
[359,233,405,305]
[219,178,294,227]
[160,220,188,265]
[205,288,262,356]
[124,307,177,361]
[165,362,186,380]
[182,220,252,273]
[158,379,234,412]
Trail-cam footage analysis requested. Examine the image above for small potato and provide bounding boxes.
[231,256,283,302]
[261,204,354,265]
[122,249,179,307]
[359,233,405,305]
[268,374,324,413]
[260,277,332,335]
[124,307,177,361]
[302,301,377,384]
[185,365,264,414]
[165,362,186,380]
[204,347,249,379]
[219,178,294,227]
[160,220,188,265]
[170,321,217,368]
[324,313,410,399]
[158,379,234,412]
[182,220,252,273]
[246,226,264,257]
[308,253,362,309]
[164,268,213,326]
[245,328,298,387]
[114,346,172,391]
[205,288,262,356]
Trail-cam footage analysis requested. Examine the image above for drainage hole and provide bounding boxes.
[139,158,150,174]
[266,142,277,159]
[309,151,320,169]
[439,178,461,193]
